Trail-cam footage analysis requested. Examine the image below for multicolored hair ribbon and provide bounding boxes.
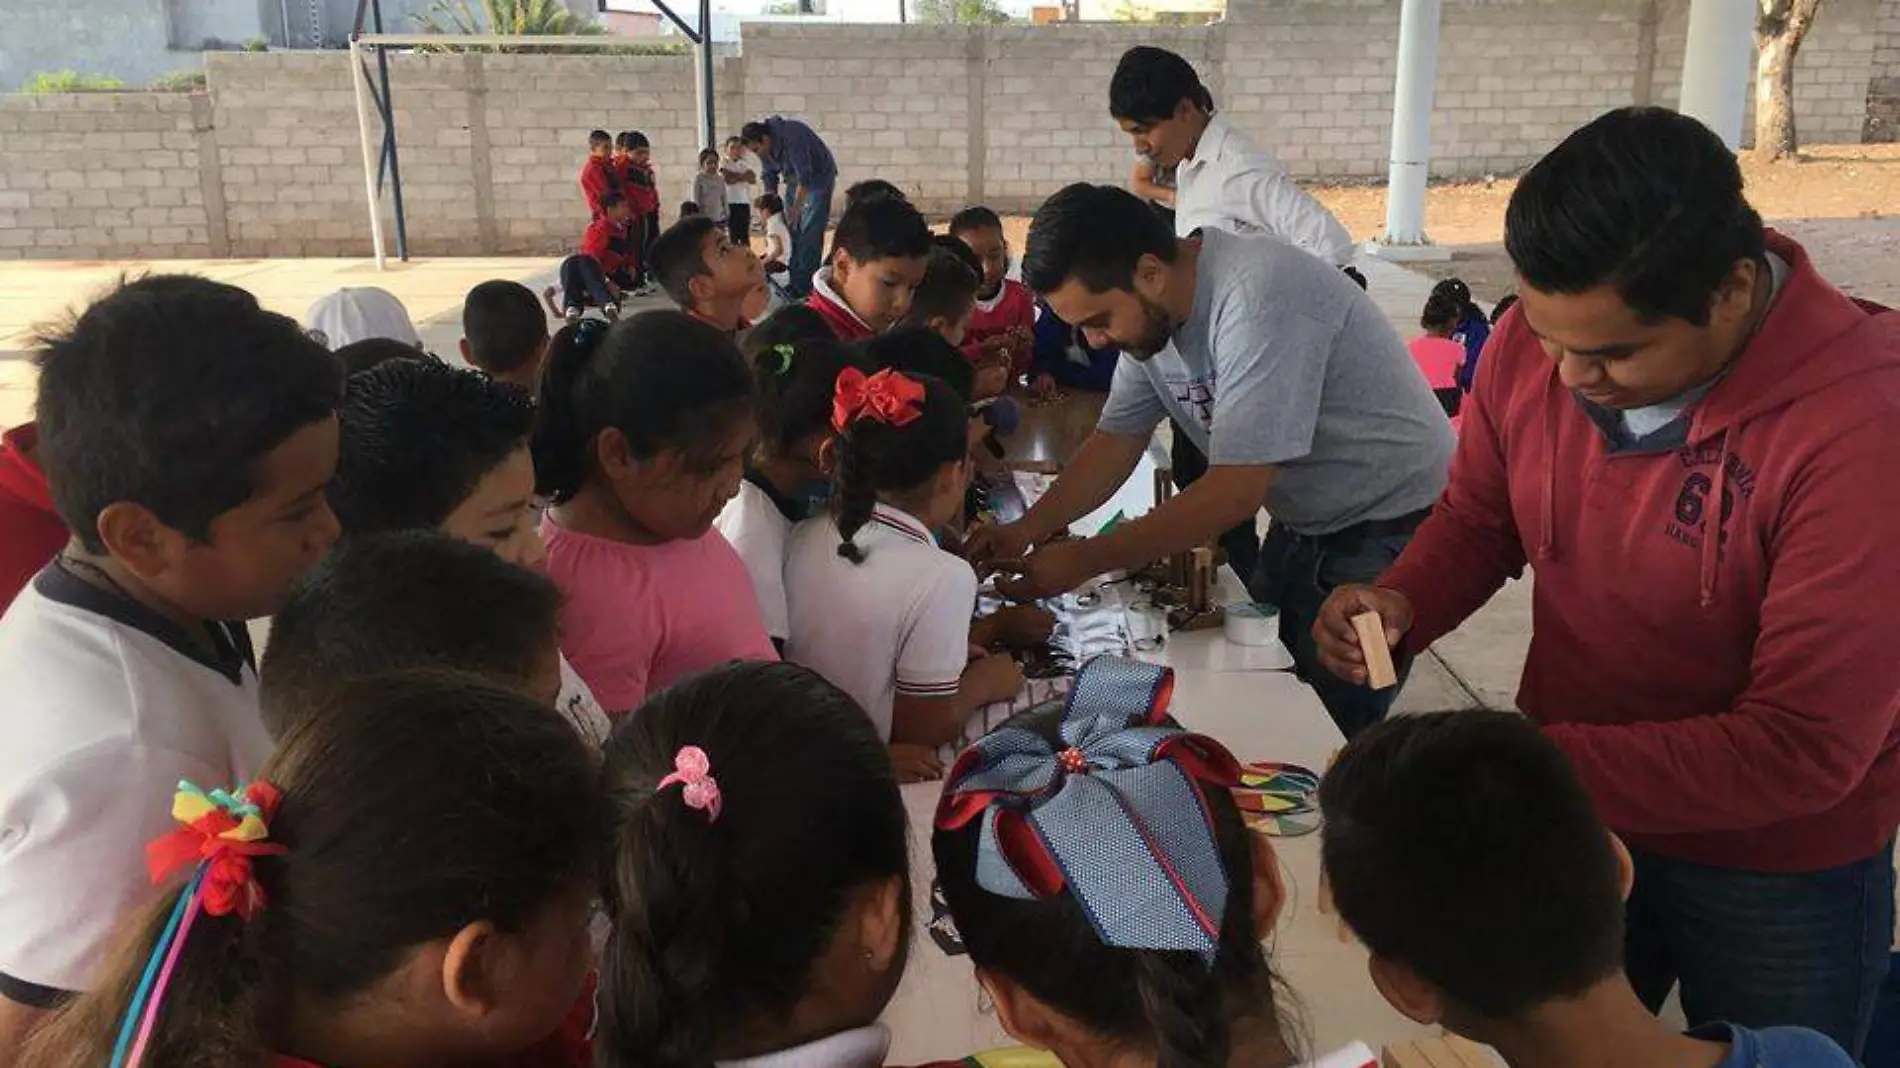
[935,657,1241,962]
[658,746,722,822]
[110,781,286,1068]
[832,367,925,432]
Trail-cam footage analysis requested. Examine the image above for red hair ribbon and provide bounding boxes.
[145,780,287,921]
[832,367,926,432]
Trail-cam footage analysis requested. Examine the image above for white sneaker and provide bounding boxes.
[563,305,582,325]
[630,281,659,299]
[602,302,621,322]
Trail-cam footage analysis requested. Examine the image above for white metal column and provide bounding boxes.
[348,39,388,270]
[1678,0,1754,149]
[1372,0,1445,258]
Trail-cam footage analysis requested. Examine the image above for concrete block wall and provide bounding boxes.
[4,0,1900,260]
[0,94,216,259]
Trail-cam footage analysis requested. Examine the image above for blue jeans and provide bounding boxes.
[783,182,832,300]
[1248,516,1420,739]
[1625,843,1894,1058]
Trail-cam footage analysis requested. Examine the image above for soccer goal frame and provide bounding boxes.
[348,0,714,269]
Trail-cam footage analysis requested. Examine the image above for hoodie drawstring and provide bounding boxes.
[1538,403,1557,562]
[1699,431,1730,609]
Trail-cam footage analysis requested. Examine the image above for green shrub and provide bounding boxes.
[149,69,208,93]
[242,36,270,52]
[20,70,127,94]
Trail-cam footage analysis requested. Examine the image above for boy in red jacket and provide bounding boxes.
[1317,107,1900,1056]
[950,206,1037,389]
[578,129,617,219]
[0,425,67,611]
[616,131,661,296]
[804,194,931,342]
[552,193,634,322]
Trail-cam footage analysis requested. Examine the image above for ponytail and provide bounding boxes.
[1134,950,1230,1068]
[825,368,967,566]
[531,318,610,504]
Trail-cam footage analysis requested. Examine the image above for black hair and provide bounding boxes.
[532,311,755,504]
[948,205,1004,239]
[755,192,785,215]
[1022,183,1177,296]
[259,531,565,736]
[599,190,628,212]
[742,304,837,359]
[597,660,909,1068]
[1490,293,1519,324]
[1319,711,1627,1022]
[680,201,701,218]
[933,703,1285,1068]
[32,274,342,554]
[739,121,770,146]
[332,337,425,377]
[590,129,612,149]
[617,130,650,151]
[844,178,908,211]
[1341,265,1368,291]
[1504,107,1765,326]
[750,334,868,457]
[831,371,966,563]
[1109,46,1214,124]
[1429,277,1483,327]
[652,215,721,308]
[860,327,975,403]
[20,669,601,1068]
[905,237,982,331]
[831,194,932,269]
[462,279,550,377]
[724,135,743,148]
[328,356,535,535]
[1421,290,1465,334]
[698,148,720,166]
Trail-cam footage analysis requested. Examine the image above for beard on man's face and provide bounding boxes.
[1118,296,1176,361]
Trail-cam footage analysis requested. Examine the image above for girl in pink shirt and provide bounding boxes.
[533,312,777,716]
[1409,289,1467,431]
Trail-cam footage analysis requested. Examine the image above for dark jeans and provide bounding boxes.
[559,255,629,311]
[1169,425,1259,584]
[784,182,833,300]
[636,210,660,286]
[1248,514,1421,739]
[727,202,752,247]
[1626,843,1894,1058]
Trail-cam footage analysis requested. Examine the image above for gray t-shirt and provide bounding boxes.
[1097,228,1453,536]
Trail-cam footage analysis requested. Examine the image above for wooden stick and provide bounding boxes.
[1352,611,1398,690]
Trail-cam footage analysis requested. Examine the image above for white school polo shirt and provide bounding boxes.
[0,566,272,1004]
[783,504,976,741]
[1173,114,1356,267]
[714,479,795,643]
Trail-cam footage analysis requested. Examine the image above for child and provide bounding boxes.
[17,669,604,1068]
[580,127,618,218]
[934,657,1363,1068]
[693,148,727,231]
[807,195,933,342]
[616,131,661,295]
[461,278,552,392]
[757,192,794,301]
[303,286,420,351]
[1431,277,1490,392]
[721,135,758,247]
[845,177,908,211]
[533,311,777,715]
[596,659,911,1068]
[554,190,635,322]
[679,201,701,219]
[782,367,1022,772]
[650,215,767,336]
[322,357,610,742]
[716,333,867,648]
[0,276,341,1051]
[907,237,1011,400]
[1490,292,1519,324]
[1030,298,1119,394]
[260,531,606,748]
[1321,711,1858,1068]
[949,206,1037,385]
[1410,288,1465,422]
[0,423,64,613]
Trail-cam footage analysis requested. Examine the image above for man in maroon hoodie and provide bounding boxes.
[1316,107,1900,1055]
[0,424,67,611]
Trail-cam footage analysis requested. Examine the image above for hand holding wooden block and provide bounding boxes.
[1351,611,1398,690]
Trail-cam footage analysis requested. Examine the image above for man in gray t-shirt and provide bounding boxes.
[970,184,1452,736]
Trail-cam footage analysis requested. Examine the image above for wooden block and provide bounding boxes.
[1351,611,1398,690]
[1442,1035,1502,1068]
[1381,1039,1436,1068]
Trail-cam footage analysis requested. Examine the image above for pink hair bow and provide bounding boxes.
[659,746,722,822]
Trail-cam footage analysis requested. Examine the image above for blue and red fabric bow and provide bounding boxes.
[832,367,925,432]
[935,656,1241,962]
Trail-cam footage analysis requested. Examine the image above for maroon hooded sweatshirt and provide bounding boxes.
[1381,232,1900,872]
[0,424,67,613]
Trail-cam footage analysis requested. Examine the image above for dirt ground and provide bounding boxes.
[1001,143,1900,307]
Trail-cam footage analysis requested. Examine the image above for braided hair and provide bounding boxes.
[830,371,967,564]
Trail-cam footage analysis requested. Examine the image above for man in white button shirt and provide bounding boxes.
[1110,46,1355,264]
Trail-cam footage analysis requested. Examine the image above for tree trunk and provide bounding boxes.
[1753,0,1824,161]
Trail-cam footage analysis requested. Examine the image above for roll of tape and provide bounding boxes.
[1224,601,1280,647]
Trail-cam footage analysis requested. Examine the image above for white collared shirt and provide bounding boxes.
[717,1024,890,1068]
[783,503,976,740]
[1173,114,1356,267]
